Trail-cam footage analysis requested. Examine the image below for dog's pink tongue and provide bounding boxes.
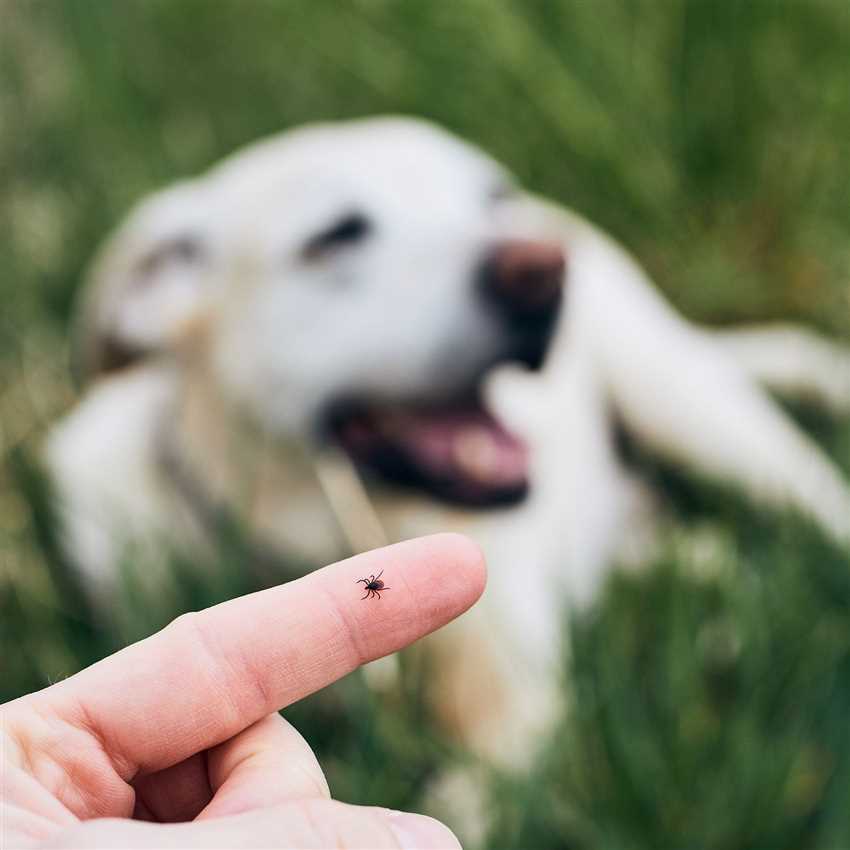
[391,408,528,490]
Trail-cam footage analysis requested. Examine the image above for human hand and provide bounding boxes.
[1,534,485,848]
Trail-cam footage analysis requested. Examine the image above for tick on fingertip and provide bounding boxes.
[356,569,390,600]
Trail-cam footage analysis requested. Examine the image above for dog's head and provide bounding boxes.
[79,117,566,506]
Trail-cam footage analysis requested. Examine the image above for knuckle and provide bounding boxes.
[160,611,247,726]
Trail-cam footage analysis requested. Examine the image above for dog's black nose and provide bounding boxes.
[478,239,566,319]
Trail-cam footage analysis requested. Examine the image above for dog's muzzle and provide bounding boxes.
[324,239,566,508]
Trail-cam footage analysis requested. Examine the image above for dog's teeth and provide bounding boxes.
[452,427,502,481]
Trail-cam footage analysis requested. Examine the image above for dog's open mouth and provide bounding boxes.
[328,398,529,507]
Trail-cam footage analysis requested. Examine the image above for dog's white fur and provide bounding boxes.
[47,117,850,766]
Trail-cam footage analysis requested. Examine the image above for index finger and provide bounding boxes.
[30,533,485,777]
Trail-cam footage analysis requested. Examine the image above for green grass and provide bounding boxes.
[4,1,850,847]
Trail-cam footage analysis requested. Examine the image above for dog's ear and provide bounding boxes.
[73,180,213,383]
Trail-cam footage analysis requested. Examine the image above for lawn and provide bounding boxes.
[3,2,850,847]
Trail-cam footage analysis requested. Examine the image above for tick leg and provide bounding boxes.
[361,591,369,600]
[374,569,384,581]
[356,579,368,585]
[375,590,381,599]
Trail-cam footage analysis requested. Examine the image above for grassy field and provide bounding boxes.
[4,1,850,847]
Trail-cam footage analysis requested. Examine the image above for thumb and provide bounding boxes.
[46,800,462,849]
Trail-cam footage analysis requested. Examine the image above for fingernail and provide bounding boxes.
[385,810,462,849]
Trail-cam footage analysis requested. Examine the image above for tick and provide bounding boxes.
[356,569,390,600]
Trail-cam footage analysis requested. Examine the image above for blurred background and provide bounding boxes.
[3,1,850,847]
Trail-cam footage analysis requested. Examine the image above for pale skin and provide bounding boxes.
[1,533,486,849]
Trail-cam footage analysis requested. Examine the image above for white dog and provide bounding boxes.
[47,117,850,766]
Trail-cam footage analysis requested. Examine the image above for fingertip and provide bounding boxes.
[334,533,487,656]
[365,532,487,607]
[427,532,488,605]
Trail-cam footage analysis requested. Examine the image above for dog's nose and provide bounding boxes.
[478,239,566,318]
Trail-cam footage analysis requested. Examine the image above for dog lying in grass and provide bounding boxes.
[47,116,850,767]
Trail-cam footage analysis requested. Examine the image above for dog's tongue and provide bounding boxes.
[393,408,528,488]
[335,404,529,505]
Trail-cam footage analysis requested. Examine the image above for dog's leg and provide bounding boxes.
[549,207,850,543]
[44,365,182,604]
[485,337,642,604]
[709,323,850,416]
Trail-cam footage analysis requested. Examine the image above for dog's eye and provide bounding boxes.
[136,235,204,277]
[302,212,372,260]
